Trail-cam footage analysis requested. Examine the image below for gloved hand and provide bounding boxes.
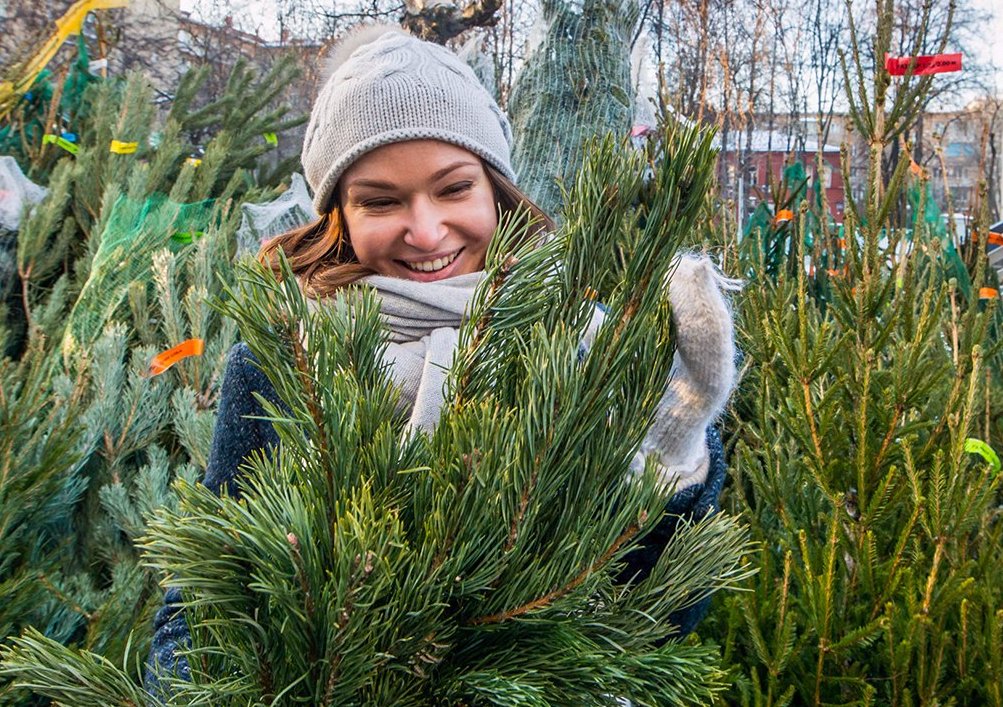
[633,254,739,491]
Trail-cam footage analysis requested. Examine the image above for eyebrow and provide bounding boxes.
[345,160,479,191]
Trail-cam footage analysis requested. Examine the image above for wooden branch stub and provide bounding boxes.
[402,0,502,44]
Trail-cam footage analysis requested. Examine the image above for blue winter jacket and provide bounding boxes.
[144,342,728,696]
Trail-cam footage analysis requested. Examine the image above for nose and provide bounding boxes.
[403,198,447,251]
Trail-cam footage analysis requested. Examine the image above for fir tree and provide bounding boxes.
[1,119,752,706]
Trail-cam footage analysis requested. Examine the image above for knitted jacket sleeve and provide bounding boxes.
[144,343,281,700]
[629,255,736,636]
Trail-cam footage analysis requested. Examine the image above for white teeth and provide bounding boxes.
[406,251,458,273]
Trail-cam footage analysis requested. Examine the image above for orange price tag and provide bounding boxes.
[987,231,1003,247]
[774,209,794,224]
[979,287,999,300]
[148,338,205,376]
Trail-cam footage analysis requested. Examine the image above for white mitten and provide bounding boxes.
[633,254,739,491]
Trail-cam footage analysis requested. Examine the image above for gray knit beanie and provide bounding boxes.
[302,26,516,214]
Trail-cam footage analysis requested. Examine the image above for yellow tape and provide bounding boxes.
[55,0,130,35]
[1,0,128,111]
[186,157,202,168]
[109,139,138,154]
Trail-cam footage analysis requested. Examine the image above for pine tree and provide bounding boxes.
[1,119,752,706]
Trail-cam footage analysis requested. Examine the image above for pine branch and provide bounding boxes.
[469,513,646,626]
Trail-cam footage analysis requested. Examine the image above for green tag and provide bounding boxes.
[42,134,79,155]
[263,132,278,147]
[171,231,205,245]
[964,438,1001,475]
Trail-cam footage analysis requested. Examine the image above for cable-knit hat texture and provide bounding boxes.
[302,27,516,214]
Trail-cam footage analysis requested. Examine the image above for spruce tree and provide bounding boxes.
[0,38,306,703]
[1,119,751,706]
[704,1,1003,703]
[507,0,637,218]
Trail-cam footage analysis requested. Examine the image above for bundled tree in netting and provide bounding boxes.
[1,118,752,706]
[702,0,1003,703]
[507,0,637,218]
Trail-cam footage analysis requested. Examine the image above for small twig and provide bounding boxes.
[39,572,93,621]
[469,515,646,626]
[18,263,32,332]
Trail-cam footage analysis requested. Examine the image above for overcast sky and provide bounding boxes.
[181,0,1003,99]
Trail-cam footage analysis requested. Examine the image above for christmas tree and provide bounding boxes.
[703,1,1003,703]
[0,30,306,702]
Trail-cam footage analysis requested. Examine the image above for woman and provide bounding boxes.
[146,24,736,694]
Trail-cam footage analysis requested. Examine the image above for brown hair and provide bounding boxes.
[258,162,555,298]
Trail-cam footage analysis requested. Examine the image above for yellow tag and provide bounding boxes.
[186,157,202,168]
[109,139,138,154]
[148,338,205,376]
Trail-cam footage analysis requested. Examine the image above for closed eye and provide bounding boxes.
[359,197,398,210]
[441,181,473,197]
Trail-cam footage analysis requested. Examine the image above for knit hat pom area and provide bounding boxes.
[302,24,516,214]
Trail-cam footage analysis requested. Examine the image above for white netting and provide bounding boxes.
[507,0,640,217]
[0,156,47,232]
[235,173,316,255]
[0,156,47,298]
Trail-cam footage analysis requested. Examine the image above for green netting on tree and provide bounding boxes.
[0,36,99,168]
[908,177,972,300]
[62,194,214,360]
[508,0,638,218]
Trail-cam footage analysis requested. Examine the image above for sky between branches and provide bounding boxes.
[181,0,1002,104]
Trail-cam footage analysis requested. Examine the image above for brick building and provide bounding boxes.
[717,128,845,223]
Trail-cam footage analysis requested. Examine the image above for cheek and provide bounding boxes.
[343,215,388,265]
[469,196,499,245]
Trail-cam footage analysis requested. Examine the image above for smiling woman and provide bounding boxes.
[144,22,740,700]
[255,24,552,295]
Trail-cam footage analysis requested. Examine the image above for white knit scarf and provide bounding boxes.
[308,271,485,434]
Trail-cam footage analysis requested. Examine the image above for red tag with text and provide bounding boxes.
[885,52,962,76]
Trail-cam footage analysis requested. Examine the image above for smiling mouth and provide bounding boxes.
[401,249,462,273]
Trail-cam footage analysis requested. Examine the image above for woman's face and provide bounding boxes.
[339,140,499,282]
